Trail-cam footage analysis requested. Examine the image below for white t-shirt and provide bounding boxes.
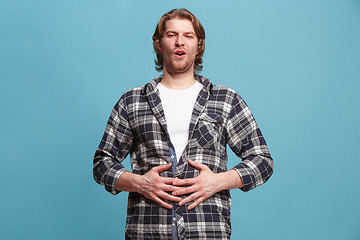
[157,81,203,162]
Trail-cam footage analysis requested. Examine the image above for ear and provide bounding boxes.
[156,40,163,52]
[196,40,202,55]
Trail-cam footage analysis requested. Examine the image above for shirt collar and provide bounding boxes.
[142,74,213,95]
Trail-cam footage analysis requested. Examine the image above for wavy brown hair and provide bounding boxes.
[152,8,206,72]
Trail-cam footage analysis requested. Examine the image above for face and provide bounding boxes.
[160,18,199,75]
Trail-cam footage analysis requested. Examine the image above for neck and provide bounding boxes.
[161,69,196,90]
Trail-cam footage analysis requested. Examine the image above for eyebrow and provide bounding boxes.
[165,31,196,35]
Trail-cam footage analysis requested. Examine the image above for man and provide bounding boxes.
[93,8,273,240]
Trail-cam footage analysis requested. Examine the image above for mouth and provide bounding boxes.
[174,51,186,56]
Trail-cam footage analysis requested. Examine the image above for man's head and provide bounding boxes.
[152,8,205,73]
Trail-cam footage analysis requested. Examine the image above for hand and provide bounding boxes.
[136,164,183,209]
[171,160,226,210]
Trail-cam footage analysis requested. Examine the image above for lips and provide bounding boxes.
[174,50,186,56]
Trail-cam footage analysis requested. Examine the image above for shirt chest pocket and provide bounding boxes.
[195,113,224,151]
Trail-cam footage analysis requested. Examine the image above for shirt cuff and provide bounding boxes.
[232,163,256,192]
[104,165,127,195]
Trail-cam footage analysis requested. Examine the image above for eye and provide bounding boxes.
[186,35,194,39]
[167,33,176,38]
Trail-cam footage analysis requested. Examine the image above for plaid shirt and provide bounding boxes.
[93,75,273,240]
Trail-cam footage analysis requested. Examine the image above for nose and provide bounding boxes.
[175,36,184,46]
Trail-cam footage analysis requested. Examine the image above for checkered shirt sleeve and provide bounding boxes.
[93,96,133,195]
[225,88,273,191]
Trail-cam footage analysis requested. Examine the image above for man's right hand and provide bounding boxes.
[116,164,182,209]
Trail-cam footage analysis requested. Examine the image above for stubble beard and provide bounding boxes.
[164,57,195,75]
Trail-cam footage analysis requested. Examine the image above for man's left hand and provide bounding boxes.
[171,160,243,210]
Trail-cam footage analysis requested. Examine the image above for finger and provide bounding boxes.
[152,163,172,173]
[188,160,208,171]
[178,192,200,207]
[187,196,206,210]
[161,184,184,192]
[152,195,173,209]
[161,177,181,184]
[172,178,196,186]
[158,191,183,202]
[172,185,197,196]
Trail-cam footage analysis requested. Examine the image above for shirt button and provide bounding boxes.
[173,217,176,221]
[172,223,175,226]
[170,155,175,159]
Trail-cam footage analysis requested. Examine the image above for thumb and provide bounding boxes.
[153,163,172,173]
[187,159,207,170]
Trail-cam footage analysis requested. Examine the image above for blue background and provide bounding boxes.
[1,0,359,239]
